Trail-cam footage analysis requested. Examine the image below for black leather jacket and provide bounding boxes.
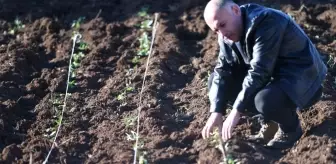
[209,4,327,113]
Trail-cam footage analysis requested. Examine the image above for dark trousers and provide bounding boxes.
[208,73,322,132]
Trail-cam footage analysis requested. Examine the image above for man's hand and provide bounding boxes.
[222,109,241,141]
[202,112,223,139]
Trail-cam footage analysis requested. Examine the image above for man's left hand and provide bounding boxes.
[222,109,241,141]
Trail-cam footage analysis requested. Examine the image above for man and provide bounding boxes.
[201,0,327,149]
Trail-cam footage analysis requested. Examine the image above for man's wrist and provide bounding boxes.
[210,111,223,116]
[232,108,241,115]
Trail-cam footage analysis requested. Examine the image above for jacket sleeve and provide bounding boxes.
[233,16,287,112]
[209,37,234,114]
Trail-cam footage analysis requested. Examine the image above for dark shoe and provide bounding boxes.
[266,124,303,149]
[248,121,278,143]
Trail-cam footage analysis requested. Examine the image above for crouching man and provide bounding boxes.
[202,0,327,149]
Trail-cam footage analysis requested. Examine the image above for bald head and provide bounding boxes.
[203,0,233,23]
[203,0,243,42]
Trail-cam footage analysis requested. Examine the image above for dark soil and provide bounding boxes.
[0,0,335,163]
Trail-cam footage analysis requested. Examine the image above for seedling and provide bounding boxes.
[7,18,25,35]
[45,93,64,139]
[69,52,85,88]
[51,93,63,106]
[126,131,147,164]
[69,80,76,88]
[71,17,85,31]
[72,52,85,68]
[78,42,89,51]
[137,6,149,17]
[137,32,150,56]
[207,128,236,164]
[132,56,141,64]
[123,114,138,129]
[117,86,135,101]
[140,20,153,30]
[69,18,89,88]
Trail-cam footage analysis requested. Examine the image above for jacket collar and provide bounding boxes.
[239,6,247,45]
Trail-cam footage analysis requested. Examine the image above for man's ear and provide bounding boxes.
[231,4,241,16]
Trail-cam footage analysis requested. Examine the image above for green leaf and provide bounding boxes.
[139,156,148,164]
[9,29,15,35]
[72,62,80,68]
[137,6,149,17]
[78,42,88,50]
[71,71,76,78]
[126,87,134,92]
[140,20,153,29]
[73,55,80,62]
[78,52,85,58]
[137,50,148,56]
[137,32,150,56]
[71,17,85,30]
[69,80,76,87]
[117,93,125,101]
[132,56,140,64]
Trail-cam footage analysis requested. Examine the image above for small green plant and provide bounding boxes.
[132,56,141,64]
[207,128,236,164]
[72,52,85,68]
[132,6,154,66]
[137,32,150,56]
[69,20,89,89]
[137,6,149,17]
[78,42,89,51]
[7,18,25,35]
[71,17,85,31]
[140,20,153,30]
[126,131,148,164]
[68,80,76,88]
[117,86,135,101]
[45,93,64,139]
[69,51,85,88]
[123,114,137,129]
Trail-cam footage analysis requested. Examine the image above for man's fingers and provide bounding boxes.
[202,126,207,139]
[222,124,226,141]
[227,123,232,139]
[206,125,212,138]
[218,124,223,136]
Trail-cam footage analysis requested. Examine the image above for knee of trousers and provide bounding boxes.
[254,91,274,115]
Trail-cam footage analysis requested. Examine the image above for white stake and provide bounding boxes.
[133,13,159,164]
[43,33,82,164]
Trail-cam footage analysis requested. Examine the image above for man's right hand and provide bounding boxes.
[202,112,224,139]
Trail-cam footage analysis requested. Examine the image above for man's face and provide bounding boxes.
[205,4,242,42]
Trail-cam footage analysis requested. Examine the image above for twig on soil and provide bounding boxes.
[133,13,159,164]
[95,9,102,19]
[42,33,82,164]
[16,96,22,103]
[59,137,74,146]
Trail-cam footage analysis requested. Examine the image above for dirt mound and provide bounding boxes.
[0,0,335,163]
